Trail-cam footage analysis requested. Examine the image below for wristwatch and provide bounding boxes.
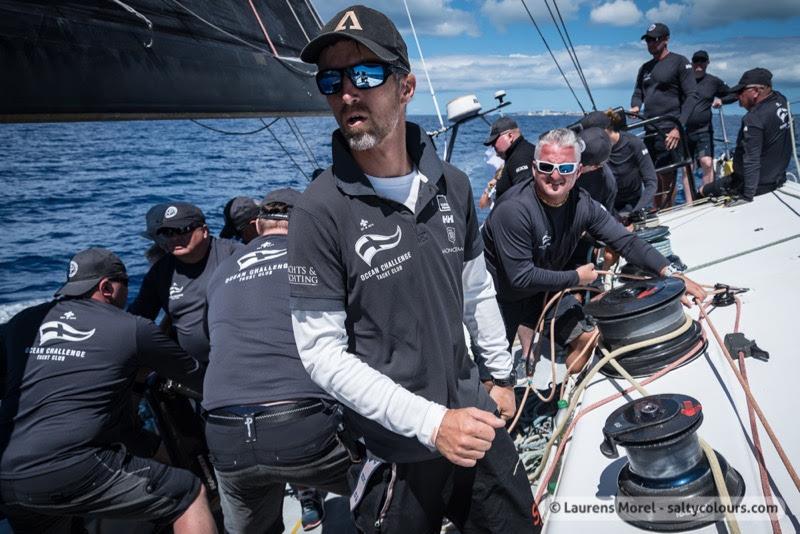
[492,370,517,388]
[662,263,683,277]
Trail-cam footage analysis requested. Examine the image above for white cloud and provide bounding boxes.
[645,1,688,23]
[316,0,479,37]
[478,0,585,31]
[687,0,800,27]
[589,0,643,26]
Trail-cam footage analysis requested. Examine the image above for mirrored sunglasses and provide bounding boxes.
[316,63,408,96]
[535,160,580,175]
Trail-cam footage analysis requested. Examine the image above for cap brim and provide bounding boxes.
[55,277,102,297]
[219,223,237,239]
[301,32,402,66]
[483,135,499,146]
[729,83,745,94]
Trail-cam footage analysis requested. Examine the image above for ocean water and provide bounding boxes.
[0,112,747,321]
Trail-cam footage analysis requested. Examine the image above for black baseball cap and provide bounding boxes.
[483,116,519,146]
[579,128,612,166]
[730,68,773,93]
[141,202,168,240]
[55,248,128,297]
[641,22,669,40]
[220,196,259,239]
[259,188,302,221]
[579,111,611,131]
[692,50,709,62]
[300,5,410,70]
[156,203,205,232]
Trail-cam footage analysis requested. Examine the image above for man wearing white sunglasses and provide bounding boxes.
[483,128,706,391]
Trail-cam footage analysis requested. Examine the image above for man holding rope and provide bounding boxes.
[482,128,706,393]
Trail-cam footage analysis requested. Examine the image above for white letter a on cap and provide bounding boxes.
[335,10,363,31]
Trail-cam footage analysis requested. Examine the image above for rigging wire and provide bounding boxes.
[190,118,278,135]
[108,0,153,47]
[286,117,321,170]
[401,0,445,130]
[261,119,311,181]
[518,0,586,113]
[550,0,596,110]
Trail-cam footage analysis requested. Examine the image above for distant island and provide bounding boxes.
[511,110,583,117]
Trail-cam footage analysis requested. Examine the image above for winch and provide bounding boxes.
[600,394,745,531]
[585,277,706,377]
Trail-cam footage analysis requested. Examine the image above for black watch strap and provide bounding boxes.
[491,370,517,387]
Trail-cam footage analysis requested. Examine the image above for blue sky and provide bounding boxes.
[316,0,800,116]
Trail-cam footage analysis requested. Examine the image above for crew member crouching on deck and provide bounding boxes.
[0,248,214,533]
[482,128,707,391]
[202,189,352,534]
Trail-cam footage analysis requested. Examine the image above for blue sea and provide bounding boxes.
[0,112,753,321]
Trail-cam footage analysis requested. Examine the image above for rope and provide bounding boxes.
[772,191,800,219]
[552,0,594,110]
[286,118,320,170]
[247,0,280,57]
[261,119,310,181]
[543,0,596,110]
[285,0,311,43]
[108,0,153,48]
[518,0,586,113]
[190,118,278,135]
[401,0,445,130]
[685,233,800,273]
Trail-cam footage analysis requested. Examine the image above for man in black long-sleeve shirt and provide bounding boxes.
[482,128,706,389]
[0,248,215,533]
[631,23,698,208]
[686,50,737,186]
[700,68,792,203]
[482,116,537,201]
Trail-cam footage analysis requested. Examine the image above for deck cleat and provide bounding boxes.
[600,394,745,531]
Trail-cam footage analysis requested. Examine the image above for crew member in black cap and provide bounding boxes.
[141,202,169,264]
[220,196,260,244]
[0,249,214,533]
[576,127,616,211]
[631,22,698,208]
[293,5,533,531]
[204,188,350,534]
[482,116,537,201]
[129,202,241,362]
[700,68,792,203]
[685,50,736,186]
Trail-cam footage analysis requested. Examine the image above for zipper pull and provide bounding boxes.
[244,415,256,443]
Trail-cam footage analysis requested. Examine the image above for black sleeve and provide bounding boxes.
[135,318,204,393]
[464,184,483,262]
[716,79,738,105]
[491,202,579,294]
[677,59,699,127]
[631,66,644,108]
[494,166,513,198]
[632,138,658,211]
[740,115,764,200]
[584,197,669,274]
[127,265,163,320]
[602,165,618,212]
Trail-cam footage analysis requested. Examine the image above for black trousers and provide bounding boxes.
[348,428,535,533]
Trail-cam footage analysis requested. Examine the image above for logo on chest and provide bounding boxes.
[539,232,552,250]
[355,226,403,267]
[169,282,185,301]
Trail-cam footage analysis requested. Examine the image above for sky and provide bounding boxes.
[315,0,800,116]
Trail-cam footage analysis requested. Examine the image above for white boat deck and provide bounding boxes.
[543,183,800,533]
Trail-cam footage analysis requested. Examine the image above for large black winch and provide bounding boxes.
[585,277,706,377]
[600,394,745,532]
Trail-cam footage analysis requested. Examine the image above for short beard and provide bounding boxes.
[344,111,400,152]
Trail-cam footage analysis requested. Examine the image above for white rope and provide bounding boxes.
[401,0,445,130]
[109,0,153,48]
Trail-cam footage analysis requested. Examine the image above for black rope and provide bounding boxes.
[261,119,310,181]
[286,117,321,169]
[772,191,800,219]
[190,118,278,135]
[552,0,596,110]
[542,0,590,109]
[519,0,586,113]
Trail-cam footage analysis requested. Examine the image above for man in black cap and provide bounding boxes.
[631,22,698,208]
[576,127,616,211]
[700,68,792,202]
[291,5,533,532]
[685,50,736,186]
[0,249,215,533]
[220,196,260,244]
[203,188,351,534]
[141,202,170,265]
[482,116,537,201]
[129,202,241,363]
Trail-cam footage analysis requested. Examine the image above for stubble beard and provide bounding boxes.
[344,111,400,152]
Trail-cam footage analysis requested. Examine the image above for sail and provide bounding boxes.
[0,0,328,122]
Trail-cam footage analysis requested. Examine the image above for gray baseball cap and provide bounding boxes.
[55,248,127,297]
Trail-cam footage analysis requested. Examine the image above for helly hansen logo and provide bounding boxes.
[442,214,454,224]
[237,248,287,271]
[355,226,402,266]
[39,321,95,345]
[335,10,362,31]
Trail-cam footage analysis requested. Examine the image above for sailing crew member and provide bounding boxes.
[631,22,698,208]
[582,110,657,218]
[685,50,737,186]
[0,248,215,533]
[142,202,169,265]
[700,68,792,203]
[292,5,534,531]
[220,196,260,244]
[576,127,616,211]
[482,128,707,386]
[203,188,350,534]
[483,116,537,200]
[129,202,241,363]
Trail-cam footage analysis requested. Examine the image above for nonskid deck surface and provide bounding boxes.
[539,184,800,533]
